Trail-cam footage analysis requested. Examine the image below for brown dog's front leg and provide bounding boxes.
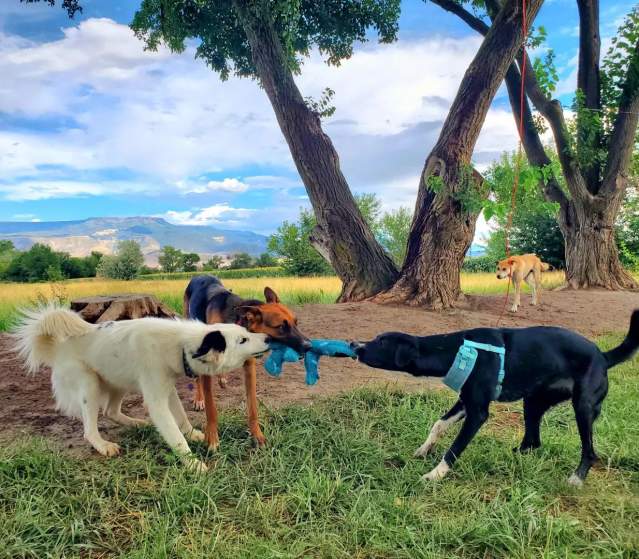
[201,375,220,451]
[243,358,266,446]
[192,378,205,411]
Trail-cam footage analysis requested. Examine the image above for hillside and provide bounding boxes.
[0,217,268,266]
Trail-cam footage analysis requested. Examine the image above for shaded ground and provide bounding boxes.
[0,289,637,454]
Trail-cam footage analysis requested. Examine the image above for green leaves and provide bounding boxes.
[602,6,639,109]
[304,87,336,119]
[532,49,558,98]
[131,0,401,80]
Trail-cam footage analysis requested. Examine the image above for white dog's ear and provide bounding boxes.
[193,330,227,358]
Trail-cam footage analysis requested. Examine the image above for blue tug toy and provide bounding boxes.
[265,339,357,385]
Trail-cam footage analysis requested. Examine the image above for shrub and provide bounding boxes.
[462,255,495,273]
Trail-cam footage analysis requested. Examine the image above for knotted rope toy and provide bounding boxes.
[264,339,357,385]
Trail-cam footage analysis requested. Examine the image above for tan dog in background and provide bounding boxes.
[496,254,551,312]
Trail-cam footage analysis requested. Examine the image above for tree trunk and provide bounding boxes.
[376,0,543,309]
[70,294,177,323]
[375,157,477,309]
[563,196,637,289]
[233,2,398,301]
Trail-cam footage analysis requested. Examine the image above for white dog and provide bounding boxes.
[13,305,268,472]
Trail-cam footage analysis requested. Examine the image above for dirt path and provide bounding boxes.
[1,290,637,454]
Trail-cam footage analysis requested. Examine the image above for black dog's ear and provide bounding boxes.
[193,330,227,358]
[395,343,416,368]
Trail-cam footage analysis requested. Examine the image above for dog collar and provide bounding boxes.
[182,349,197,378]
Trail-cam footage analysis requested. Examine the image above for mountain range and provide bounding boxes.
[0,217,269,266]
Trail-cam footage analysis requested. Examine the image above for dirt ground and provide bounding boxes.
[0,289,637,454]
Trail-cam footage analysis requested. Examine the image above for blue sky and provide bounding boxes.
[0,0,634,237]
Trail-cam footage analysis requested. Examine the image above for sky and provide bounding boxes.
[0,0,634,240]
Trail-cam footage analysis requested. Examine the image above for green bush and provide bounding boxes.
[462,255,495,273]
[140,266,289,280]
[96,241,144,280]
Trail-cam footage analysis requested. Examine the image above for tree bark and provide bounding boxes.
[232,1,398,301]
[70,294,176,323]
[564,195,636,289]
[576,0,602,192]
[375,0,543,309]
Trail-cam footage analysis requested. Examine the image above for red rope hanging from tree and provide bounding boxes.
[496,0,528,326]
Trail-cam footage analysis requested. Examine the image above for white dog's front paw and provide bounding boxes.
[97,441,121,457]
[184,457,208,473]
[421,460,450,482]
[510,305,518,313]
[567,473,584,488]
[414,442,435,458]
[531,300,538,306]
[189,428,205,442]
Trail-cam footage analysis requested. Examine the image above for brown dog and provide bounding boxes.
[183,275,311,449]
[496,254,551,312]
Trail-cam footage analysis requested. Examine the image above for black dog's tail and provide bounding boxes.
[604,309,639,368]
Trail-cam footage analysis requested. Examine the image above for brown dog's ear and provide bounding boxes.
[264,287,280,304]
[238,305,262,324]
[507,258,515,266]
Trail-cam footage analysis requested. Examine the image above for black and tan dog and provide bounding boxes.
[351,310,639,486]
[184,275,311,449]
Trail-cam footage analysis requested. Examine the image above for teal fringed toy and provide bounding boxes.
[264,339,356,385]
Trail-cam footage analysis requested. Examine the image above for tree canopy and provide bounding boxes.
[19,0,82,18]
[131,0,400,80]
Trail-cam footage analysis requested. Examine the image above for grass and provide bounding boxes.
[0,271,571,332]
[1,333,638,558]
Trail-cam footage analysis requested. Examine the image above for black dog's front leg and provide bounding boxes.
[422,404,489,481]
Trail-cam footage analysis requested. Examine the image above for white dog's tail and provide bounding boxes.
[13,305,93,374]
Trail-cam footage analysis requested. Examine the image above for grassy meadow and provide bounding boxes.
[0,271,568,331]
[1,333,638,558]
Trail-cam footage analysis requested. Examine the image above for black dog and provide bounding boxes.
[351,311,639,486]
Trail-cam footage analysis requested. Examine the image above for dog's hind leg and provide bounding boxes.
[76,370,120,457]
[518,390,570,452]
[568,371,608,487]
[168,387,204,442]
[423,403,489,482]
[524,272,538,306]
[104,388,148,428]
[414,399,465,458]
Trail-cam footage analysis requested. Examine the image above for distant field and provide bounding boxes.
[0,271,572,331]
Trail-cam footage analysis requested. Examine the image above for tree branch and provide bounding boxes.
[504,63,569,207]
[483,0,589,201]
[576,0,602,191]
[576,0,601,110]
[601,38,639,197]
[429,0,489,35]
[431,0,569,209]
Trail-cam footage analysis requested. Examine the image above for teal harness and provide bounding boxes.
[443,340,506,400]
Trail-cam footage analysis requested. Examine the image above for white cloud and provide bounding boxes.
[176,177,250,194]
[163,204,255,226]
[12,213,38,220]
[0,177,151,201]
[1,17,532,240]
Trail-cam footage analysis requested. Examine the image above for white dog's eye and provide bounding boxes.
[240,337,248,344]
